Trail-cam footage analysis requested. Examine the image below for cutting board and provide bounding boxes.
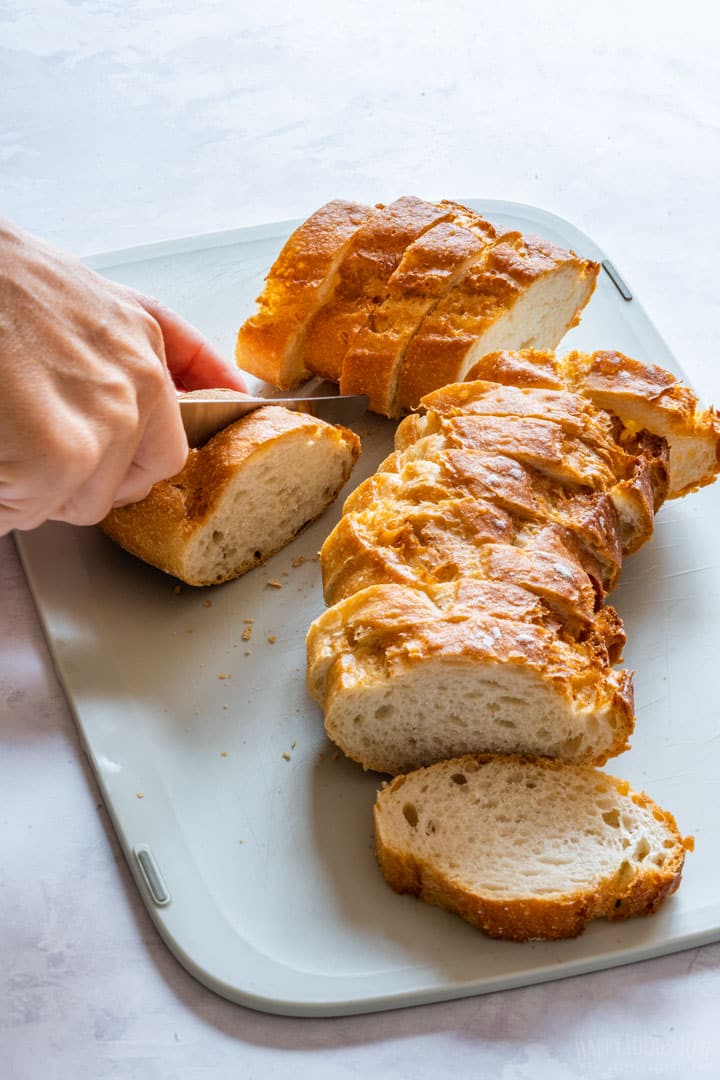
[16,200,720,1016]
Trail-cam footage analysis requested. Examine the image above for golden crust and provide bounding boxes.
[339,216,498,414]
[101,406,360,586]
[302,197,457,382]
[470,348,717,498]
[374,755,689,941]
[562,350,720,497]
[306,583,635,771]
[465,348,565,389]
[235,200,372,388]
[343,439,625,593]
[395,235,598,412]
[421,412,625,493]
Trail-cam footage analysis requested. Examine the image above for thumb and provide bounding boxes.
[133,291,248,392]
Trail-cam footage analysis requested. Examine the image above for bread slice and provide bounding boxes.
[467,349,720,498]
[306,582,634,774]
[395,234,599,413]
[338,211,505,415]
[320,504,605,637]
[401,420,622,495]
[101,406,360,586]
[301,196,458,382]
[373,754,693,941]
[339,462,625,594]
[235,199,373,389]
[390,373,670,559]
[562,350,720,497]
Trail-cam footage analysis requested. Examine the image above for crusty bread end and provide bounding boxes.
[101,406,360,586]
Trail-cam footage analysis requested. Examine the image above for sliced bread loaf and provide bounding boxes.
[101,405,360,586]
[234,199,599,416]
[373,754,692,941]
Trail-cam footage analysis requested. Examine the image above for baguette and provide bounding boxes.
[309,351,719,779]
[101,405,360,586]
[234,198,599,416]
[373,754,693,941]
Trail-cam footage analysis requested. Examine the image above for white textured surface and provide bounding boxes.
[2,1,720,1077]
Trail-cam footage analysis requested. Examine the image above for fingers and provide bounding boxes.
[50,366,189,525]
[0,216,242,537]
[133,292,248,393]
[110,377,189,508]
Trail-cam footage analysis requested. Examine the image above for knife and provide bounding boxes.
[179,392,369,448]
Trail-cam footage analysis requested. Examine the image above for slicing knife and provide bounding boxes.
[179,392,369,448]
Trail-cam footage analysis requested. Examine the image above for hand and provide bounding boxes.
[0,219,247,536]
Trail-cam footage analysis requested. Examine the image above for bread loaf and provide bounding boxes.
[235,198,598,417]
[373,754,693,941]
[101,405,360,586]
[309,349,718,776]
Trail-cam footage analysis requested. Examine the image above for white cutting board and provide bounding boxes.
[16,200,720,1016]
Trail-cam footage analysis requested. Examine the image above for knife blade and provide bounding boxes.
[179,393,369,447]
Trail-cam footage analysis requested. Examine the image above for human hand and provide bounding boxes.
[0,219,247,536]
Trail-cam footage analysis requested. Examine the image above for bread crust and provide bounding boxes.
[302,196,458,382]
[396,235,598,413]
[235,199,372,388]
[339,214,500,415]
[467,348,718,499]
[373,755,690,941]
[101,406,360,585]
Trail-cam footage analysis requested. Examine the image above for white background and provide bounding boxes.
[2,2,720,1077]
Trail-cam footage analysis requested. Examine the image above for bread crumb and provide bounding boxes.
[239,839,244,845]
[291,740,297,749]
[243,618,254,624]
[267,634,277,644]
[185,628,194,634]
[267,580,283,589]
[173,585,182,595]
[221,751,228,758]
[244,650,251,656]
[312,553,321,562]
[242,626,253,641]
[218,673,231,680]
[282,751,291,761]
[203,599,213,608]
[136,792,145,799]
[292,555,306,567]
[331,752,339,761]
[223,704,229,710]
